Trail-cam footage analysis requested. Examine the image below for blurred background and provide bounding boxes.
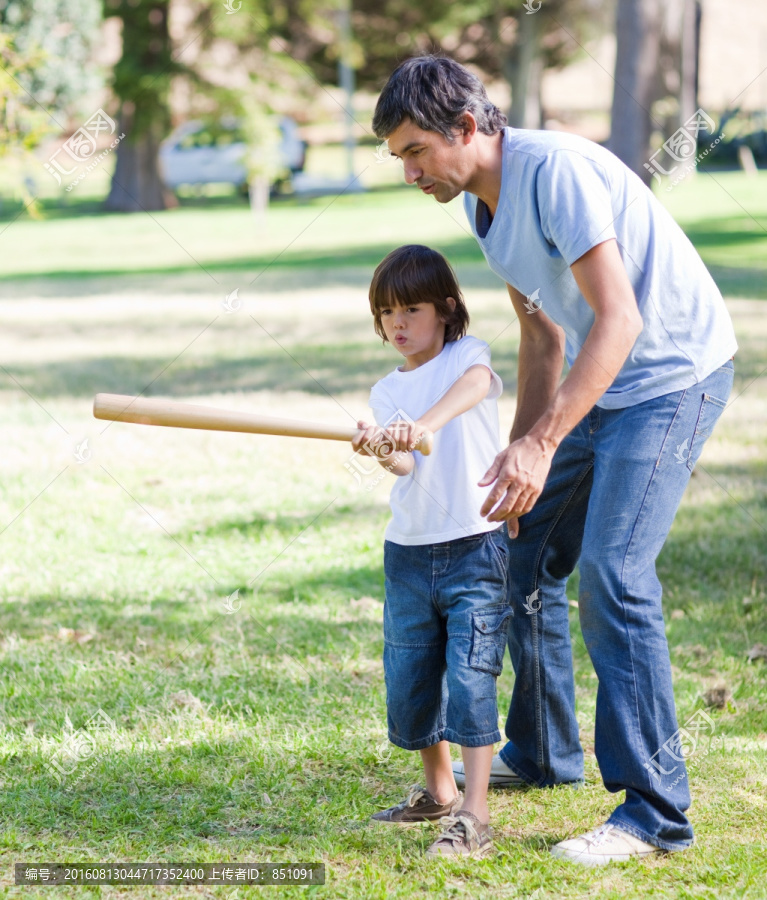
[0,5,765,895]
[1,0,766,213]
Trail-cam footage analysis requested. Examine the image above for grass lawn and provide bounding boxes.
[0,170,765,898]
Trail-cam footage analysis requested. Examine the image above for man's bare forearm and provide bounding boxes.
[529,310,641,452]
[509,330,565,443]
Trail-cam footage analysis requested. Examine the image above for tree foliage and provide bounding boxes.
[234,0,612,128]
[0,0,103,121]
[0,30,49,155]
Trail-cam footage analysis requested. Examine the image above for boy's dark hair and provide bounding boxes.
[369,245,469,344]
[372,56,507,142]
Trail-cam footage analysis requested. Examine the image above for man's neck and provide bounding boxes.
[464,130,505,218]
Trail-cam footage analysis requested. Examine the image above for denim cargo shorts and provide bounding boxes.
[382,527,513,750]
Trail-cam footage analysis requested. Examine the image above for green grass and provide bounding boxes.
[0,173,765,898]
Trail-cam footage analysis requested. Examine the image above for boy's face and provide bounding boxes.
[379,300,453,370]
[386,117,475,204]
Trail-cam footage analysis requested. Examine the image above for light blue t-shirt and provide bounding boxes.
[463,128,737,409]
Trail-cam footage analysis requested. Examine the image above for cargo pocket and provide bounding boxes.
[686,393,728,472]
[469,606,513,676]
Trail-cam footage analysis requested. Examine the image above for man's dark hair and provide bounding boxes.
[369,244,469,344]
[372,56,507,142]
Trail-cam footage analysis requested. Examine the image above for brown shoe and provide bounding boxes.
[371,785,463,825]
[426,811,494,858]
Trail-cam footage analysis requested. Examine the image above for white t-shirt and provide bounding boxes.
[369,335,503,546]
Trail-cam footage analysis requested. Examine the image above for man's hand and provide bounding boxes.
[479,434,556,534]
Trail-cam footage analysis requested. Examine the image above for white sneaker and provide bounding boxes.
[550,823,662,866]
[452,753,526,788]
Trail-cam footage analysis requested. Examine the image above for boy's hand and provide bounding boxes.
[383,419,429,454]
[352,420,398,461]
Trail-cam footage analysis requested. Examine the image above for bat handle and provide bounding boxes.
[415,430,434,456]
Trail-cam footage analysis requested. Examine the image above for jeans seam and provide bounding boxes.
[529,456,594,782]
[618,388,687,798]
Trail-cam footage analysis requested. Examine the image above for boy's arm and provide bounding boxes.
[352,365,493,477]
[352,421,415,476]
[385,364,493,453]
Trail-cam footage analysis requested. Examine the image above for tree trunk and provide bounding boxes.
[105,104,175,212]
[104,0,174,212]
[678,0,699,127]
[504,11,546,129]
[608,0,664,184]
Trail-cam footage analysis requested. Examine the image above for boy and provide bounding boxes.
[352,244,510,858]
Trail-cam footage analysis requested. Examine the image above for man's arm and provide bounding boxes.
[506,283,566,443]
[499,284,566,536]
[480,238,644,525]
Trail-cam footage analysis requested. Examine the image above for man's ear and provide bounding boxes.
[458,112,478,143]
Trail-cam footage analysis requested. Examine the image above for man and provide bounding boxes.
[372,56,736,865]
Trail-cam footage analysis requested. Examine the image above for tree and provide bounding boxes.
[608,0,702,185]
[345,0,612,130]
[608,0,662,180]
[0,30,49,155]
[103,0,178,211]
[0,0,103,121]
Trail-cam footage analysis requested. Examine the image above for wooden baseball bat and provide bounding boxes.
[93,393,433,455]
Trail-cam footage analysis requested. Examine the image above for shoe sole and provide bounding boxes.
[550,847,659,866]
[426,844,495,859]
[370,818,437,826]
[453,775,526,788]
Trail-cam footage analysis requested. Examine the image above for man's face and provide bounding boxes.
[386,117,474,204]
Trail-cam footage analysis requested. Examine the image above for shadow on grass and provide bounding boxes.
[0,181,408,224]
[706,266,767,301]
[0,488,765,850]
[0,235,486,284]
[4,321,761,402]
[0,342,523,400]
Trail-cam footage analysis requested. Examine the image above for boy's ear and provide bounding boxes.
[441,296,457,321]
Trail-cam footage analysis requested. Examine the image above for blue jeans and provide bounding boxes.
[383,529,512,750]
[499,361,734,850]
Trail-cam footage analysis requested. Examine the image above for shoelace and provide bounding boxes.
[436,814,482,848]
[404,785,427,808]
[585,824,616,847]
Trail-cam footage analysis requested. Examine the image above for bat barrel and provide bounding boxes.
[93,393,433,454]
[93,394,356,441]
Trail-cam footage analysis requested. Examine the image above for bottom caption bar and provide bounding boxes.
[16,864,325,885]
